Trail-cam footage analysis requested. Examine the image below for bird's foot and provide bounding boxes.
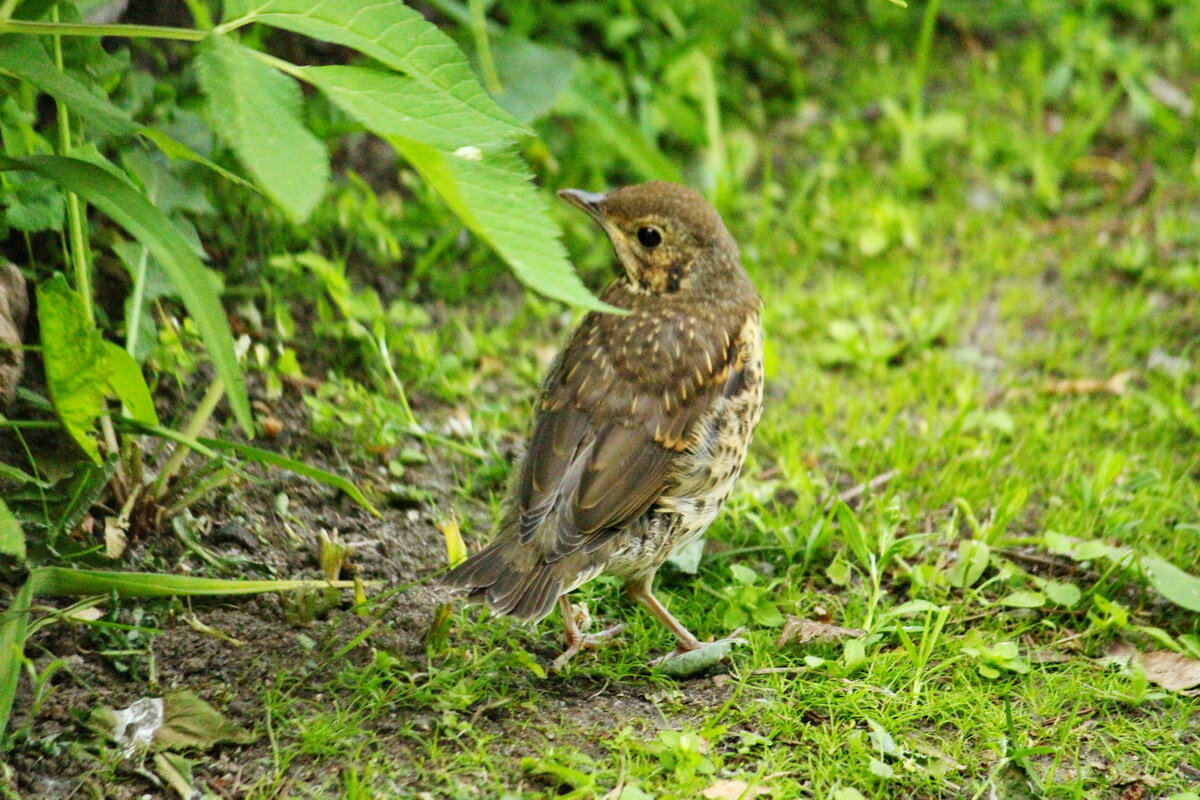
[549,623,626,672]
[650,628,748,677]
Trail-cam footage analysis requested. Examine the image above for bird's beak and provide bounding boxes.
[557,188,607,220]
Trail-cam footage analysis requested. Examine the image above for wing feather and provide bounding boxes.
[512,312,747,566]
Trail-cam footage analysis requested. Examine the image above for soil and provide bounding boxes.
[3,361,740,799]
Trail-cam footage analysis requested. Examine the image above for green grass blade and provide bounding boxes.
[197,437,380,517]
[0,155,252,434]
[0,578,34,747]
[138,127,260,192]
[26,567,353,597]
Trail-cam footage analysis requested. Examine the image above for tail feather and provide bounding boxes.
[444,539,562,622]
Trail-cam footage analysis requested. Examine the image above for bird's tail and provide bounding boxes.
[443,539,562,622]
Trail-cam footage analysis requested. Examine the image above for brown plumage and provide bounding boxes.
[445,181,764,668]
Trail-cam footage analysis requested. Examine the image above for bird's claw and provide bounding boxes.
[549,623,626,672]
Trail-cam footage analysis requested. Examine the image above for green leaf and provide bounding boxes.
[196,437,380,516]
[833,501,870,567]
[946,540,991,589]
[0,155,251,434]
[138,127,259,192]
[300,64,512,153]
[102,342,159,427]
[1141,557,1200,613]
[389,137,612,311]
[0,36,139,138]
[26,566,353,597]
[220,0,528,147]
[0,578,33,745]
[36,275,120,462]
[157,690,256,747]
[0,462,52,490]
[484,35,578,123]
[0,498,24,562]
[0,172,64,232]
[996,591,1046,608]
[35,276,158,462]
[831,788,868,800]
[1042,580,1081,607]
[195,36,328,222]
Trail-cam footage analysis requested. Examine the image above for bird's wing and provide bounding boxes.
[514,313,745,562]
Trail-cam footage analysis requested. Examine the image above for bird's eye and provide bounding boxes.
[636,227,663,249]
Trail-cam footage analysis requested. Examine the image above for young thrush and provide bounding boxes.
[445,181,764,669]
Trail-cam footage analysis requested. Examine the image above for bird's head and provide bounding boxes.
[559,181,740,295]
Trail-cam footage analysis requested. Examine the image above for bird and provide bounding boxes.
[444,180,764,670]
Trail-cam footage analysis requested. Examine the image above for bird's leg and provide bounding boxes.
[629,573,746,673]
[549,595,624,672]
[627,573,703,654]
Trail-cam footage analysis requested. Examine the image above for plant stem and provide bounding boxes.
[909,0,942,119]
[49,9,126,489]
[50,12,92,323]
[375,333,417,429]
[696,54,728,206]
[468,0,503,95]
[0,19,208,40]
[124,247,150,356]
[151,377,227,500]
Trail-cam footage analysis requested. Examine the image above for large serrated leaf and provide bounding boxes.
[299,64,506,152]
[220,0,528,148]
[138,127,259,192]
[197,436,380,516]
[195,36,328,222]
[0,155,252,434]
[389,137,611,311]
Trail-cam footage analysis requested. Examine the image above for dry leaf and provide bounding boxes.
[0,262,28,405]
[154,690,255,748]
[64,606,103,623]
[776,616,864,648]
[1098,640,1138,668]
[1098,642,1200,693]
[104,516,128,559]
[1140,650,1200,692]
[260,415,284,437]
[702,779,771,799]
[1041,371,1134,397]
[184,613,246,646]
[1119,781,1148,800]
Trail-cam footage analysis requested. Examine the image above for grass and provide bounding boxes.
[225,6,1200,796]
[7,2,1200,799]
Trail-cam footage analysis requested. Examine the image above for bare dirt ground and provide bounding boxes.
[7,374,743,798]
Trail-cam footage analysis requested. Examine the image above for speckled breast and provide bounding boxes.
[607,313,765,578]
